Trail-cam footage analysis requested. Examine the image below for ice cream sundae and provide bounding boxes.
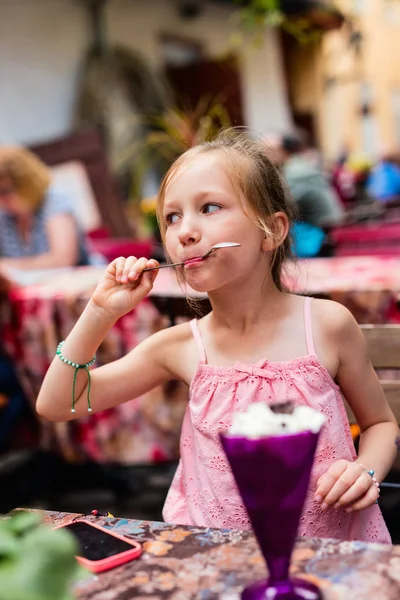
[220,402,324,599]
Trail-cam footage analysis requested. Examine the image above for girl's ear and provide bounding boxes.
[261,212,290,252]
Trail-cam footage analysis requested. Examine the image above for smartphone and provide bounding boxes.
[54,519,142,573]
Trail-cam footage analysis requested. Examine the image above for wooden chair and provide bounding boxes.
[29,129,132,237]
[29,129,157,261]
[361,325,400,424]
[345,324,400,473]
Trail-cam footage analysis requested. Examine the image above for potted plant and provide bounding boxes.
[0,511,85,600]
[122,96,231,240]
[233,0,345,44]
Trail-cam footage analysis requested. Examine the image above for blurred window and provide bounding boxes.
[359,82,379,158]
[391,89,400,145]
[384,0,400,24]
[159,34,204,67]
[351,0,367,15]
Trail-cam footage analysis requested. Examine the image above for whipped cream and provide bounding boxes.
[228,403,325,438]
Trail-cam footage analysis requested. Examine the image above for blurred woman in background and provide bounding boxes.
[367,150,400,202]
[0,147,90,271]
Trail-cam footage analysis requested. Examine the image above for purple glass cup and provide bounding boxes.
[220,430,322,600]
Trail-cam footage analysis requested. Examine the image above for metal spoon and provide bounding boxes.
[143,242,241,272]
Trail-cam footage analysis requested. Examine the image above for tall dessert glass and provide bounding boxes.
[220,430,322,600]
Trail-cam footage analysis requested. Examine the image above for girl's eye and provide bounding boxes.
[165,213,180,225]
[203,203,221,214]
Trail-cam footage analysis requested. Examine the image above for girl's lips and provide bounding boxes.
[184,256,203,266]
[183,256,208,268]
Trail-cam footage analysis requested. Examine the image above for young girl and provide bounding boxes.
[37,132,398,543]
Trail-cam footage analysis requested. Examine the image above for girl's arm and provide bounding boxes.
[36,302,178,422]
[36,256,180,422]
[314,302,399,512]
[338,310,399,481]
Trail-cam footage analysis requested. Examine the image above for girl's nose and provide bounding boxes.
[178,217,201,246]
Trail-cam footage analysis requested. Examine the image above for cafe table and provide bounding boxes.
[1,267,204,463]
[27,509,400,599]
[284,254,400,324]
[2,255,400,463]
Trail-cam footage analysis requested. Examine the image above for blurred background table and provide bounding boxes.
[285,255,400,324]
[1,268,204,465]
[2,255,400,465]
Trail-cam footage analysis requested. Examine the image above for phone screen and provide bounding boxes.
[63,522,134,561]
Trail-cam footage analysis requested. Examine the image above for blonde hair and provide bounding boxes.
[0,146,51,210]
[156,129,296,291]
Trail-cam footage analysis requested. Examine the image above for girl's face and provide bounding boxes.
[162,152,268,293]
[0,177,29,216]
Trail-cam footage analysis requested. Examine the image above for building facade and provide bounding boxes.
[285,0,400,161]
[0,0,292,146]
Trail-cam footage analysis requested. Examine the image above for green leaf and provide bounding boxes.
[232,0,331,44]
[4,512,42,536]
[0,515,85,600]
[0,530,19,558]
[117,95,232,202]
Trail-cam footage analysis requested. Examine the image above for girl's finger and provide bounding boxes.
[136,260,160,289]
[128,261,159,300]
[331,472,372,509]
[121,256,138,283]
[146,259,159,284]
[114,257,127,282]
[345,483,380,513]
[319,465,362,509]
[315,459,348,504]
[127,257,149,281]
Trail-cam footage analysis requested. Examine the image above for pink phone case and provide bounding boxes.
[54,519,142,573]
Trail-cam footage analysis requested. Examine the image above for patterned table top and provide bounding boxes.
[37,510,400,600]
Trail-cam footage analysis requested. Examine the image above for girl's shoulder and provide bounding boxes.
[306,298,360,380]
[311,297,357,332]
[146,319,194,348]
[310,297,361,354]
[145,320,197,362]
[144,319,202,383]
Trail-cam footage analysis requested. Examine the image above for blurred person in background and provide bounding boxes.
[331,151,357,207]
[0,148,92,452]
[278,134,344,228]
[264,133,343,257]
[367,149,400,202]
[0,147,91,272]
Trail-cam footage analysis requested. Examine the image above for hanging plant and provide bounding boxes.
[116,95,231,238]
[119,95,232,198]
[232,0,344,44]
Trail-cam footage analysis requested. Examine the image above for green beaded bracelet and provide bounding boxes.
[56,341,96,414]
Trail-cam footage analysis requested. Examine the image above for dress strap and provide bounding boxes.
[190,319,207,364]
[304,297,316,356]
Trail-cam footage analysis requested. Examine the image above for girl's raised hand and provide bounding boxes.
[314,459,380,513]
[90,256,159,319]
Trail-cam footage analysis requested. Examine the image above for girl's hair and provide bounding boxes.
[156,129,296,291]
[0,146,51,210]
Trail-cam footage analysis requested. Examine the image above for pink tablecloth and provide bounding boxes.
[2,268,202,464]
[3,255,400,464]
[286,255,400,295]
[8,255,400,316]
